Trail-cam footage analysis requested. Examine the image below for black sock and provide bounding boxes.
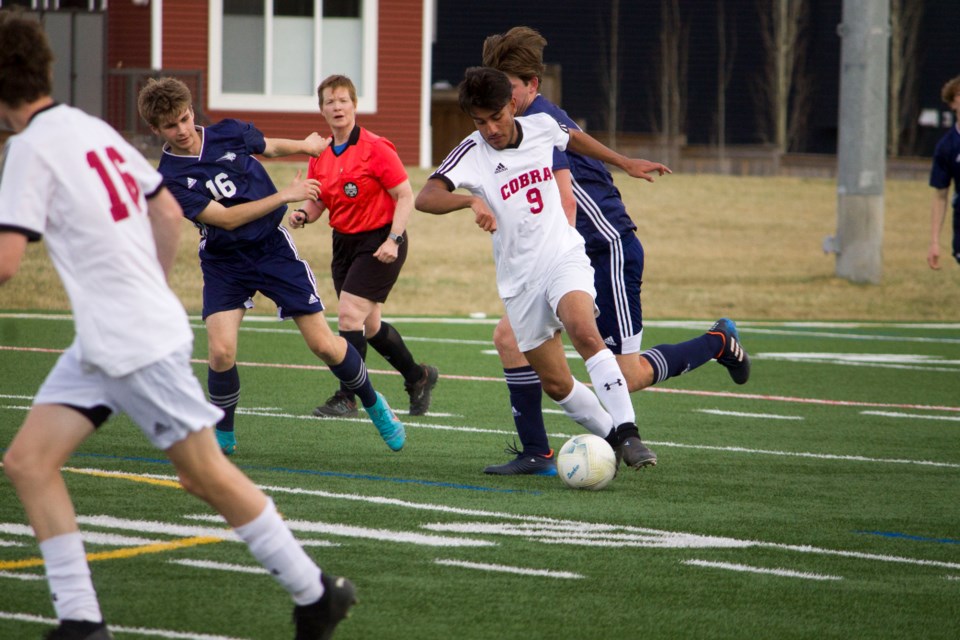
[208,365,240,432]
[368,322,420,384]
[338,329,366,399]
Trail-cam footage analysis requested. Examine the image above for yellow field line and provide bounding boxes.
[0,536,223,570]
[64,466,184,489]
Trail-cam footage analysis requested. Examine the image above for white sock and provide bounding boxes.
[585,349,636,427]
[39,532,103,623]
[556,378,615,437]
[234,499,322,605]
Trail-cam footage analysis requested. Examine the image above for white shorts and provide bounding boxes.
[35,341,223,450]
[503,248,597,352]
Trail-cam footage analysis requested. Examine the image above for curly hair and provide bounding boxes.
[137,77,193,129]
[941,75,960,106]
[0,11,53,107]
[481,26,547,83]
[458,67,513,116]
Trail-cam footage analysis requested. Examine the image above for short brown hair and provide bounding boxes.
[137,77,192,128]
[0,11,54,107]
[481,26,547,84]
[317,74,357,108]
[941,75,960,106]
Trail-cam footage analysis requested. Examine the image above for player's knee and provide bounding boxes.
[2,446,48,486]
[492,318,519,356]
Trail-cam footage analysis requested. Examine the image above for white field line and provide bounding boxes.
[861,410,960,423]
[49,468,960,572]
[0,522,160,547]
[4,343,960,414]
[682,559,843,581]
[0,610,250,639]
[696,409,804,420]
[169,559,269,575]
[0,571,43,581]
[434,558,584,579]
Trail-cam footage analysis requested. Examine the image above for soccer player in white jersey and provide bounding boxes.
[0,13,354,640]
[416,67,664,466]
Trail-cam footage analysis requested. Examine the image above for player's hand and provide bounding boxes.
[471,197,497,233]
[622,158,672,182]
[928,244,941,270]
[280,169,321,203]
[374,240,399,264]
[303,132,330,157]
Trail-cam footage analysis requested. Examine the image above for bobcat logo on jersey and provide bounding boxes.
[217,151,237,163]
[343,182,359,198]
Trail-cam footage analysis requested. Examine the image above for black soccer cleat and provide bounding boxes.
[605,423,657,470]
[313,390,359,418]
[484,443,557,476]
[707,317,751,385]
[293,572,357,640]
[44,620,113,640]
[405,364,439,416]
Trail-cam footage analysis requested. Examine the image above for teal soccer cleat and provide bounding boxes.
[365,392,406,451]
[215,429,236,456]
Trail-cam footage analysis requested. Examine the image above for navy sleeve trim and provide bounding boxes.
[0,224,41,243]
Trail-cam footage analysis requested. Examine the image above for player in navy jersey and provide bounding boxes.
[928,74,960,270]
[137,77,405,455]
[480,27,751,475]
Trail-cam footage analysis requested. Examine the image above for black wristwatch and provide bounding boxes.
[388,231,404,245]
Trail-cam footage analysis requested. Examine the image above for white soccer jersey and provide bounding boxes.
[0,104,193,376]
[433,112,586,298]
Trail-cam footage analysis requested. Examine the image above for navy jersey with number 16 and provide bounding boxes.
[158,119,285,257]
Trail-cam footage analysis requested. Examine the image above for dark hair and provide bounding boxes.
[458,67,513,115]
[481,26,547,84]
[0,10,54,107]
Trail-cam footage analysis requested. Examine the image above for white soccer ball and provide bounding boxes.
[556,434,617,490]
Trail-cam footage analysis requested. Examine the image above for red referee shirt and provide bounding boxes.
[308,125,408,234]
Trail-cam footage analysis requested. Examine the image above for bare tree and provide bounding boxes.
[715,0,737,171]
[888,0,924,157]
[753,0,811,155]
[656,0,688,166]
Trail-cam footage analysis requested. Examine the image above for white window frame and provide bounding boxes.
[207,0,379,113]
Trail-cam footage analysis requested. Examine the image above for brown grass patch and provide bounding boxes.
[5,164,958,321]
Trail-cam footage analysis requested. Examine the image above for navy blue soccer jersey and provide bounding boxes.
[158,119,285,256]
[930,125,960,210]
[526,94,636,252]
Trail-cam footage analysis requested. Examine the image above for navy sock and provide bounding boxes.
[504,366,551,456]
[641,333,722,385]
[368,322,421,384]
[208,365,240,432]
[338,329,366,399]
[329,343,377,408]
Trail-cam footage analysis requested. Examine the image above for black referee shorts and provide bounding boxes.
[331,224,408,302]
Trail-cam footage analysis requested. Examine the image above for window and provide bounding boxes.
[209,0,377,112]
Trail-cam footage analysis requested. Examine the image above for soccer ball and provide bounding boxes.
[556,434,617,490]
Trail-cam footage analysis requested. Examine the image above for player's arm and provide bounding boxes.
[262,132,329,158]
[289,197,327,228]
[0,231,28,285]
[554,168,577,226]
[147,187,185,279]
[196,169,320,231]
[415,178,497,233]
[566,129,672,182]
[928,187,949,270]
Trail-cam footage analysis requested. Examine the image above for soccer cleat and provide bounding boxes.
[484,443,557,476]
[365,392,406,451]
[707,318,751,385]
[405,364,439,416]
[293,572,357,640]
[313,390,359,418]
[605,423,657,469]
[215,429,236,456]
[44,620,113,640]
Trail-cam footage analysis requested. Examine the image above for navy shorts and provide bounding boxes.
[200,227,325,320]
[953,208,960,265]
[589,232,644,355]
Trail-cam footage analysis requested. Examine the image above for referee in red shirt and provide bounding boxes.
[292,74,438,418]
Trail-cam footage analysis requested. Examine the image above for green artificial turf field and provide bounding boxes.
[1,313,958,639]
